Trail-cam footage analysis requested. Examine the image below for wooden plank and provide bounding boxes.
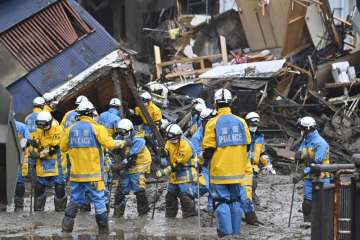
[124,69,165,148]
[220,36,228,64]
[325,80,360,89]
[154,45,162,79]
[235,0,290,50]
[158,54,222,67]
[165,68,212,79]
[281,2,310,56]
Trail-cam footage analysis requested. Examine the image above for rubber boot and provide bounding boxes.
[113,190,126,218]
[96,213,109,234]
[34,183,46,212]
[165,191,178,218]
[245,211,259,226]
[179,193,196,218]
[55,196,67,212]
[302,199,312,223]
[14,183,25,212]
[62,202,79,233]
[135,190,150,216]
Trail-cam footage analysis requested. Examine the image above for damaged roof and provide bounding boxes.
[0,0,119,119]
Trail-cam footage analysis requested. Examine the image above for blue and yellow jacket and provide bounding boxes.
[135,101,162,125]
[15,121,30,177]
[61,109,79,129]
[32,121,64,178]
[165,137,198,184]
[202,107,251,185]
[25,107,42,139]
[249,132,271,174]
[60,116,124,183]
[298,130,330,179]
[118,134,152,174]
[98,107,121,136]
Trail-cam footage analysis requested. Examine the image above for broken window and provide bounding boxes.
[0,0,94,71]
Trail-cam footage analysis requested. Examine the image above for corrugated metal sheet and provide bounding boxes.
[0,0,57,33]
[7,0,119,119]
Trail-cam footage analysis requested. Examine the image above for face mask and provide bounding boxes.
[249,126,258,133]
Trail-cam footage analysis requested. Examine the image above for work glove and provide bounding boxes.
[29,151,40,159]
[39,147,50,158]
[261,164,276,175]
[156,166,172,178]
[48,146,59,155]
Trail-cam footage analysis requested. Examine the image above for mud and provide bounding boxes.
[0,175,310,239]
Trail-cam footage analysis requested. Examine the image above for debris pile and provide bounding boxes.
[129,0,360,167]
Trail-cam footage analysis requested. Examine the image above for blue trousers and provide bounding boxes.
[304,178,331,201]
[69,182,107,215]
[210,184,246,236]
[168,183,196,197]
[38,175,65,186]
[120,172,146,194]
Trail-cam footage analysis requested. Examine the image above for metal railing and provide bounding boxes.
[310,155,360,240]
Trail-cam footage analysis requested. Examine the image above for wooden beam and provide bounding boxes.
[165,68,212,79]
[158,54,222,67]
[154,45,162,79]
[220,35,228,64]
[111,68,124,117]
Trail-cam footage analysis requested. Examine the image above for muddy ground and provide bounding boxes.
[0,175,310,239]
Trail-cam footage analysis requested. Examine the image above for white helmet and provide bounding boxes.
[116,119,134,137]
[43,92,55,103]
[160,118,171,131]
[192,98,205,106]
[200,108,213,120]
[166,124,183,142]
[299,116,316,130]
[214,88,232,104]
[36,111,52,130]
[77,100,95,115]
[109,98,121,107]
[245,112,260,123]
[33,97,45,107]
[75,95,88,106]
[194,103,206,113]
[140,91,152,102]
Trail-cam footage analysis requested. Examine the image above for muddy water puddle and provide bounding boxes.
[0,175,310,240]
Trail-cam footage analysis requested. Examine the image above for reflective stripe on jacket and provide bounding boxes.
[60,116,120,182]
[202,107,251,184]
[33,121,63,177]
[166,137,198,184]
[298,130,330,179]
[249,132,271,173]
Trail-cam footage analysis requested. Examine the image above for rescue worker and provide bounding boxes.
[187,103,206,137]
[156,124,198,218]
[191,108,214,213]
[60,95,90,211]
[60,100,127,234]
[60,95,88,129]
[134,91,162,137]
[30,111,67,212]
[113,119,152,217]
[25,97,46,136]
[25,96,46,179]
[98,98,122,136]
[43,92,58,114]
[202,88,251,237]
[292,116,330,222]
[245,112,275,202]
[14,120,30,212]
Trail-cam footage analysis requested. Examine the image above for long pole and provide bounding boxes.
[197,166,201,239]
[151,181,158,219]
[288,159,299,227]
